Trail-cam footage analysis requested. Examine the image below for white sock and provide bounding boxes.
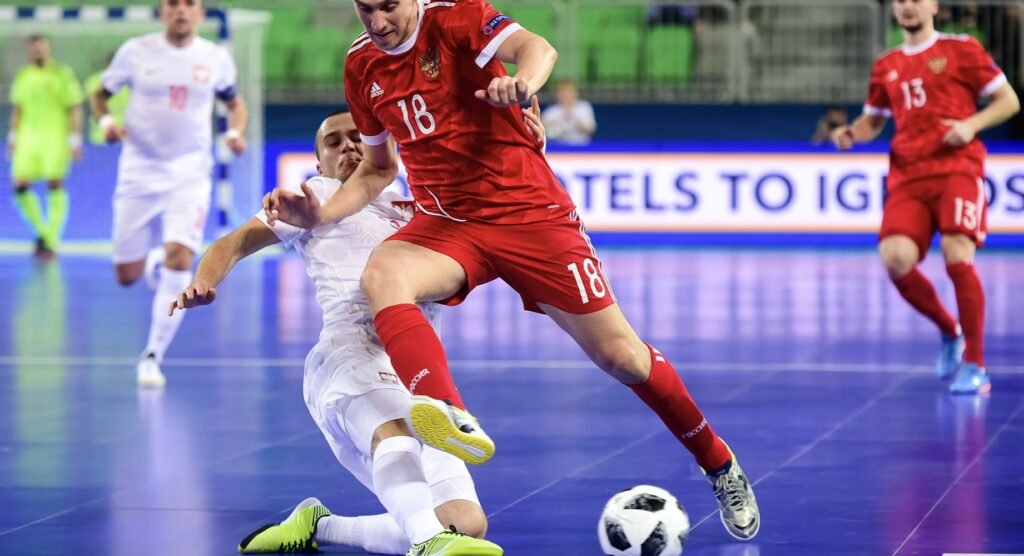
[144,268,192,362]
[372,436,445,546]
[315,513,409,555]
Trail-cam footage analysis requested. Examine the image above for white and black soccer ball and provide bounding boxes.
[598,485,690,556]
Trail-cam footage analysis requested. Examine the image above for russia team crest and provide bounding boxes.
[928,56,948,74]
[419,47,441,80]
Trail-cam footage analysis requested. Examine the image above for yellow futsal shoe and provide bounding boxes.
[238,497,330,553]
[406,528,504,556]
[407,395,495,465]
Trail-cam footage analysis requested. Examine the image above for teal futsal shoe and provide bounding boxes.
[936,333,965,380]
[949,362,991,395]
[238,497,330,553]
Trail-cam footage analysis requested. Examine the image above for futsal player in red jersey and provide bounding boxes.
[833,0,1019,394]
[266,0,759,541]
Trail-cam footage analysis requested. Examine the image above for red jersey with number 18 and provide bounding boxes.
[863,33,1006,189]
[344,0,573,225]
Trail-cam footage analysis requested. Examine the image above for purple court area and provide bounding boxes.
[0,248,1021,555]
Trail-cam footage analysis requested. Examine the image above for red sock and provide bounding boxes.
[373,304,466,409]
[630,344,731,472]
[892,268,959,337]
[947,262,985,366]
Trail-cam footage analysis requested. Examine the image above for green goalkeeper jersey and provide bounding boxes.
[10,61,84,143]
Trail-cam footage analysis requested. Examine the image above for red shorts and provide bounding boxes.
[879,173,988,261]
[386,210,616,314]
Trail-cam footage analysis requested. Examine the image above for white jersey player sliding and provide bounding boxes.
[90,0,248,388]
[170,103,545,555]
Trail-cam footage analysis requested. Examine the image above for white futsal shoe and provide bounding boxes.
[136,353,167,389]
[407,395,495,465]
[705,445,760,541]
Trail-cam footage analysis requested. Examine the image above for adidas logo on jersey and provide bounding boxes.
[370,82,384,98]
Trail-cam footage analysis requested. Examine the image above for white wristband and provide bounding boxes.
[98,114,116,133]
[69,134,82,149]
[6,130,14,145]
[225,128,243,141]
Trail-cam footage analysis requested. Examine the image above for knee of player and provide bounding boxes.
[115,272,139,287]
[439,502,488,538]
[359,260,403,299]
[878,246,916,276]
[592,338,648,381]
[163,246,194,271]
[12,185,29,195]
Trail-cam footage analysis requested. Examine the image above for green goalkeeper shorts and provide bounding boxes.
[11,135,71,182]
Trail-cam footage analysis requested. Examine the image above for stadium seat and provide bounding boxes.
[646,26,693,84]
[295,28,344,84]
[265,7,313,85]
[578,5,646,84]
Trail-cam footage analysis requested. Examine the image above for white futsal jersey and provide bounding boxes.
[255,177,441,422]
[102,32,237,191]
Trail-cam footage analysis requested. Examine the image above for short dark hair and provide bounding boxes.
[27,34,48,44]
[314,108,351,161]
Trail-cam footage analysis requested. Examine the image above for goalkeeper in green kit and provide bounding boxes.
[6,34,85,260]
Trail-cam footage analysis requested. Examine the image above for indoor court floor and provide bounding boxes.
[0,248,1021,556]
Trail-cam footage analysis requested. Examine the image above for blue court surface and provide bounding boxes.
[0,248,1021,556]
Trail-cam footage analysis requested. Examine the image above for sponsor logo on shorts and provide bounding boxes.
[378,371,400,385]
[481,14,511,36]
[409,368,430,393]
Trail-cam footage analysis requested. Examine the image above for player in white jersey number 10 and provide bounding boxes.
[89,0,249,389]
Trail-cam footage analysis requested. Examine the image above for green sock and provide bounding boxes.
[12,189,47,240]
[46,188,69,248]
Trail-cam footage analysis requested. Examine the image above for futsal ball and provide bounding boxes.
[598,485,690,556]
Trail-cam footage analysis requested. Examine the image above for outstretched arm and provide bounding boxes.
[169,218,280,315]
[264,140,398,229]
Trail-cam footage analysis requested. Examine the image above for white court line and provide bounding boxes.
[689,376,911,533]
[1,356,1023,374]
[0,427,321,537]
[891,399,1024,556]
[484,368,781,521]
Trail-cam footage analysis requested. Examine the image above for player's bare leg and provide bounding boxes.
[11,181,52,260]
[880,234,963,379]
[133,242,195,388]
[115,259,146,286]
[539,302,759,540]
[941,234,989,394]
[362,240,495,464]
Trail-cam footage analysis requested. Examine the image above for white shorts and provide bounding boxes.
[111,183,211,264]
[313,388,478,507]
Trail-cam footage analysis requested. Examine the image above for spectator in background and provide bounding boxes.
[811,105,849,145]
[541,80,597,146]
[6,34,84,260]
[84,54,129,145]
[646,3,698,27]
